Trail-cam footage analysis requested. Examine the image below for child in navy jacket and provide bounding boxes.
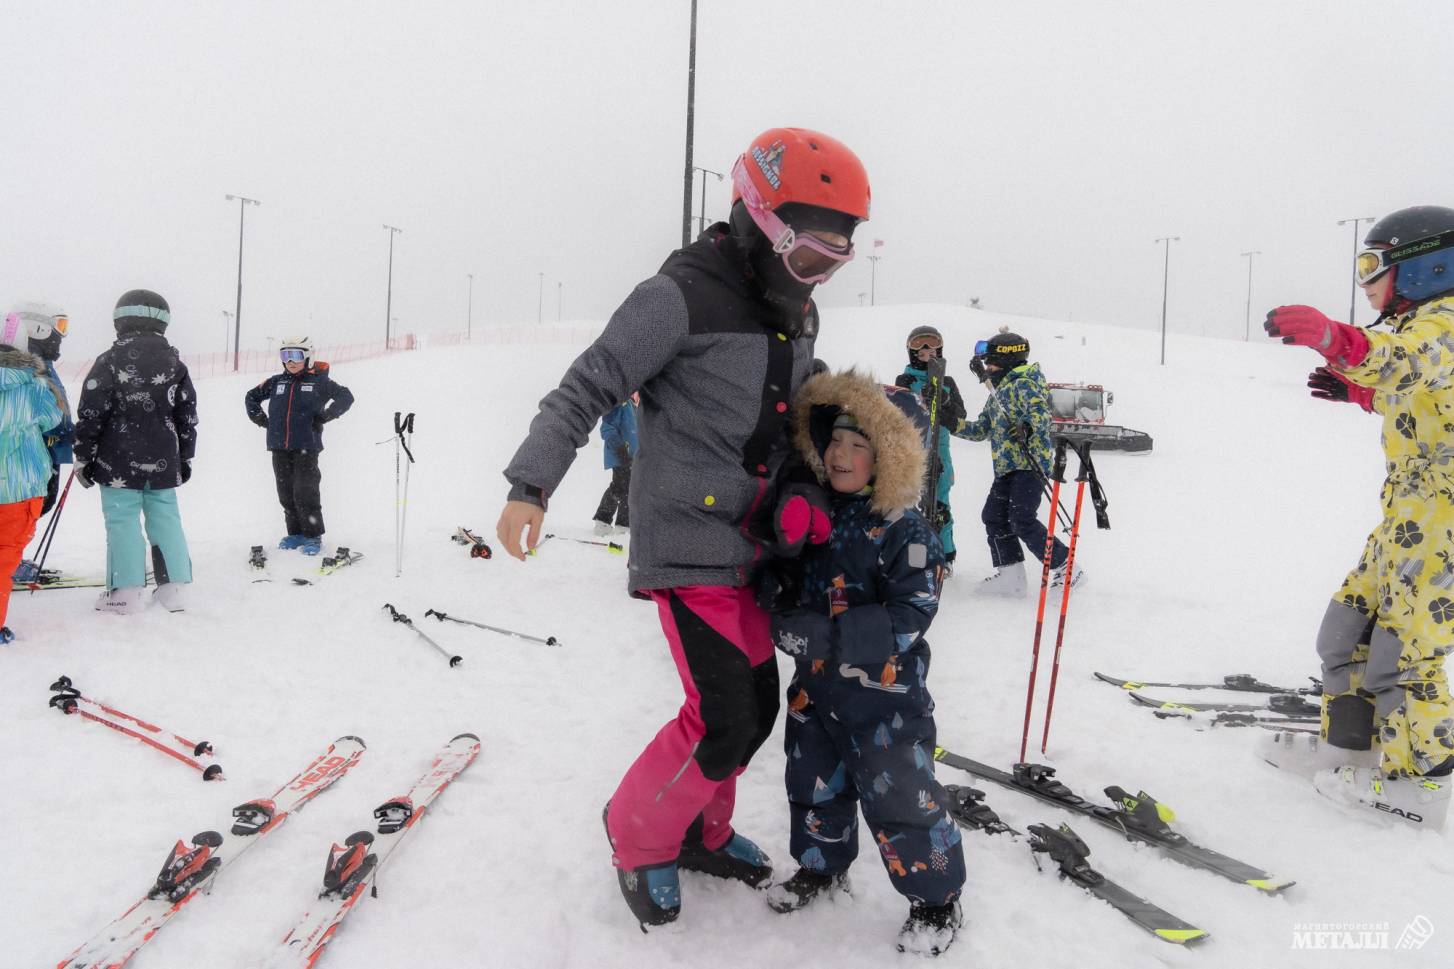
[243,336,353,554]
[766,368,965,957]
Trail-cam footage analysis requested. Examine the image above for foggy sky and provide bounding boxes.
[5,0,1453,361]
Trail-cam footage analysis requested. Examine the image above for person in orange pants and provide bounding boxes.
[0,309,65,642]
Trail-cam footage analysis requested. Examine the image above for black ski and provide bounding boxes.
[933,748,1294,894]
[1028,823,1209,945]
[1127,690,1320,717]
[942,786,1208,944]
[1094,671,1320,695]
[1147,707,1320,730]
[919,355,948,531]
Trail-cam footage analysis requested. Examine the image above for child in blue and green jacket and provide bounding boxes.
[957,330,1073,595]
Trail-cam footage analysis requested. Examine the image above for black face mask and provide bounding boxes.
[728,201,854,339]
[31,331,63,361]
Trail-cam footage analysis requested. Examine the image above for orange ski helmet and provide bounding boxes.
[731,127,871,222]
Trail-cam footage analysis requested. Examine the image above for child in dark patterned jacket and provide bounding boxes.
[766,368,966,958]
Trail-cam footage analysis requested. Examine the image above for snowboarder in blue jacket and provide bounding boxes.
[243,336,353,555]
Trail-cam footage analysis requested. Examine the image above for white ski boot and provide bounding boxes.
[1258,730,1379,781]
[153,582,190,613]
[976,562,1026,598]
[95,587,148,615]
[1312,766,1452,830]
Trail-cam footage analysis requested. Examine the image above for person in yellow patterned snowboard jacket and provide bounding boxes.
[1264,205,1454,830]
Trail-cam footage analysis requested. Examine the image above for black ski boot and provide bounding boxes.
[765,866,850,913]
[677,814,772,888]
[604,802,681,931]
[896,900,963,957]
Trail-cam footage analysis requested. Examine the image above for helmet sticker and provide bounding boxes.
[752,140,786,190]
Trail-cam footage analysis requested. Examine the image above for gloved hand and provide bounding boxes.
[770,609,833,662]
[180,460,192,484]
[613,445,630,466]
[969,356,989,383]
[74,463,95,488]
[756,560,803,613]
[1308,367,1375,413]
[313,414,325,432]
[251,413,267,428]
[773,482,832,556]
[1264,305,1370,367]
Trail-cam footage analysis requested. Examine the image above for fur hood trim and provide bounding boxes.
[791,368,927,516]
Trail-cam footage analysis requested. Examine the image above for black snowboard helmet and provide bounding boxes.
[113,289,171,335]
[1361,205,1454,307]
[983,331,1030,370]
[906,324,944,367]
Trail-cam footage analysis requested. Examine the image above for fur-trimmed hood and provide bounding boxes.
[791,368,927,516]
[0,345,65,414]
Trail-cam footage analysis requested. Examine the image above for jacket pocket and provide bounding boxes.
[649,469,761,570]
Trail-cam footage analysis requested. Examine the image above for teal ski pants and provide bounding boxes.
[100,486,192,589]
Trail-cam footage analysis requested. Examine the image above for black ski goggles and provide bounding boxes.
[1356,232,1454,285]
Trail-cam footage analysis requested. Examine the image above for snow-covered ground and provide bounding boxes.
[4,303,1445,968]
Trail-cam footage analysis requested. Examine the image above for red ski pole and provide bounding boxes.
[1040,442,1091,755]
[1020,441,1069,763]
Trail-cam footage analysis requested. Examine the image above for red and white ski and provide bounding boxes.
[48,674,223,780]
[259,732,480,969]
[58,735,366,969]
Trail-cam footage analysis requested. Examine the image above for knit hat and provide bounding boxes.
[832,411,869,441]
[113,289,171,332]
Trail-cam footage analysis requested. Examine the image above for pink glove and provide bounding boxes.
[1264,305,1370,368]
[774,483,832,556]
[1307,367,1375,413]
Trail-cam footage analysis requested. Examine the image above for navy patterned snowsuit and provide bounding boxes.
[772,493,965,906]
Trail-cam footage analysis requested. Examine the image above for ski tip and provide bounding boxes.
[1092,672,1140,689]
[1247,877,1296,894]
[336,735,367,749]
[1154,927,1210,945]
[451,732,482,743]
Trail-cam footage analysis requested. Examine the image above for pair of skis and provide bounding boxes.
[935,747,1294,943]
[249,546,364,586]
[1093,671,1323,731]
[943,786,1207,945]
[49,675,223,781]
[60,733,478,969]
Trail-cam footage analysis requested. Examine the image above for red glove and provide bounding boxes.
[1307,367,1375,413]
[774,483,832,556]
[1264,305,1370,368]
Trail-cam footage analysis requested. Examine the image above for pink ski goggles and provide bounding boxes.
[731,156,855,285]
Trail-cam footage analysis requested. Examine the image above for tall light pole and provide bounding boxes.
[1337,216,1376,323]
[557,281,563,322]
[1240,250,1261,341]
[221,310,233,355]
[224,194,260,372]
[466,273,474,340]
[681,0,699,247]
[693,166,723,236]
[1155,236,1180,365]
[867,240,883,306]
[537,272,544,325]
[383,224,403,347]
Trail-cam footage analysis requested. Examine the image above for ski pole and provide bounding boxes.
[383,603,461,667]
[1020,440,1068,763]
[424,608,559,646]
[540,533,624,554]
[1040,442,1091,755]
[393,412,415,577]
[28,467,76,573]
